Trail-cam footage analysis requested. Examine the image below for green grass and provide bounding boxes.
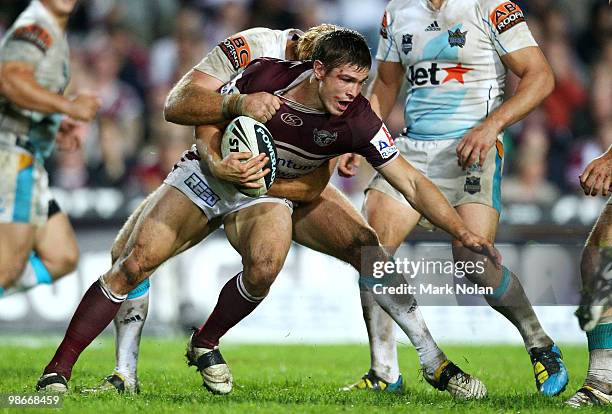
[0,337,606,413]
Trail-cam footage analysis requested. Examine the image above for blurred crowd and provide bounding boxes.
[0,0,610,204]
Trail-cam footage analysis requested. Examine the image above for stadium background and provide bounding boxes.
[0,0,610,345]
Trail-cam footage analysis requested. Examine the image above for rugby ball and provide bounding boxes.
[221,116,278,197]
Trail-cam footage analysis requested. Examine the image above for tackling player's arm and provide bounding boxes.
[456,46,554,169]
[580,144,612,197]
[0,61,99,121]
[338,61,405,177]
[267,158,336,202]
[378,156,502,265]
[164,69,281,126]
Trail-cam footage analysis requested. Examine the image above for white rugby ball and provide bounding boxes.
[221,116,278,197]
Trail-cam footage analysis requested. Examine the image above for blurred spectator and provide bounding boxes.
[566,119,612,191]
[250,0,297,30]
[503,127,560,204]
[149,7,209,89]
[576,0,612,66]
[591,34,612,126]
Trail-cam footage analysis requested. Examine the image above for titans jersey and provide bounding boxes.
[377,0,537,140]
[194,27,301,84]
[220,58,398,179]
[0,0,70,159]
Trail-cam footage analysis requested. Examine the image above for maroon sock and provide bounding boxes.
[43,280,123,380]
[193,272,264,348]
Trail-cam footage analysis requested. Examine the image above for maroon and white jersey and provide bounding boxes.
[222,58,399,179]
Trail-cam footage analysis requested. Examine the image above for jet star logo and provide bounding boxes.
[407,63,473,86]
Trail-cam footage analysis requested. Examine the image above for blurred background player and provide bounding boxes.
[88,24,338,394]
[339,0,568,396]
[566,145,612,407]
[0,1,99,296]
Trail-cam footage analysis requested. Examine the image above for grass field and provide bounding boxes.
[0,336,606,413]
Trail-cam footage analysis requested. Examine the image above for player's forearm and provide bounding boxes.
[0,70,71,115]
[267,160,335,202]
[195,125,224,173]
[165,81,227,125]
[406,175,470,239]
[485,63,554,132]
[367,76,401,120]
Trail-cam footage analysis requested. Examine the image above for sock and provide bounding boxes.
[361,271,446,381]
[360,290,400,383]
[113,279,150,384]
[483,266,553,350]
[192,272,264,349]
[44,277,126,380]
[585,318,612,394]
[5,253,53,296]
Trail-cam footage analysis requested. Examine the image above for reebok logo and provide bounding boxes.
[425,21,441,31]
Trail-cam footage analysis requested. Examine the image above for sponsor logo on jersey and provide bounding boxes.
[425,21,441,32]
[448,28,467,48]
[219,35,251,70]
[407,63,473,86]
[402,34,413,55]
[280,113,303,127]
[489,1,526,34]
[370,125,397,159]
[11,24,53,53]
[184,173,220,207]
[313,129,337,146]
[380,11,389,39]
[255,126,277,185]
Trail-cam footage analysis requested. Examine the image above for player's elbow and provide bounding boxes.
[0,71,22,102]
[163,94,180,123]
[540,65,555,99]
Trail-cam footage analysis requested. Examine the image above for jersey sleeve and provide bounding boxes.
[193,32,255,84]
[350,99,399,169]
[478,0,538,56]
[374,5,401,63]
[0,23,53,66]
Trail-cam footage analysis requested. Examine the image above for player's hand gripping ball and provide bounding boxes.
[221,116,278,197]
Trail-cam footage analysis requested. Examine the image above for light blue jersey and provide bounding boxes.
[376,0,537,140]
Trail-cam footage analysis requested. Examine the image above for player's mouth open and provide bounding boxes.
[337,100,351,111]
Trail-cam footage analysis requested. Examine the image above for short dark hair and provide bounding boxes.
[311,28,372,71]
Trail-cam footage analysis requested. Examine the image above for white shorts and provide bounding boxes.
[0,144,50,226]
[367,136,504,225]
[164,150,293,220]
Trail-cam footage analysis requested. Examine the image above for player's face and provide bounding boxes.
[42,0,78,17]
[315,62,369,116]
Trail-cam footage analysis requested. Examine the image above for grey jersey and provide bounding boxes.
[0,0,70,159]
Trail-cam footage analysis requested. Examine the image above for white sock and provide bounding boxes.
[113,291,149,384]
[586,316,612,394]
[363,274,446,381]
[360,290,399,383]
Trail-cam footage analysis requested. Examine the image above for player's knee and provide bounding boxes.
[243,255,284,292]
[347,227,381,268]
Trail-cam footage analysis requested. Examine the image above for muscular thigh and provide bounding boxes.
[454,203,499,244]
[292,185,379,264]
[363,189,420,253]
[116,184,216,274]
[224,201,293,265]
